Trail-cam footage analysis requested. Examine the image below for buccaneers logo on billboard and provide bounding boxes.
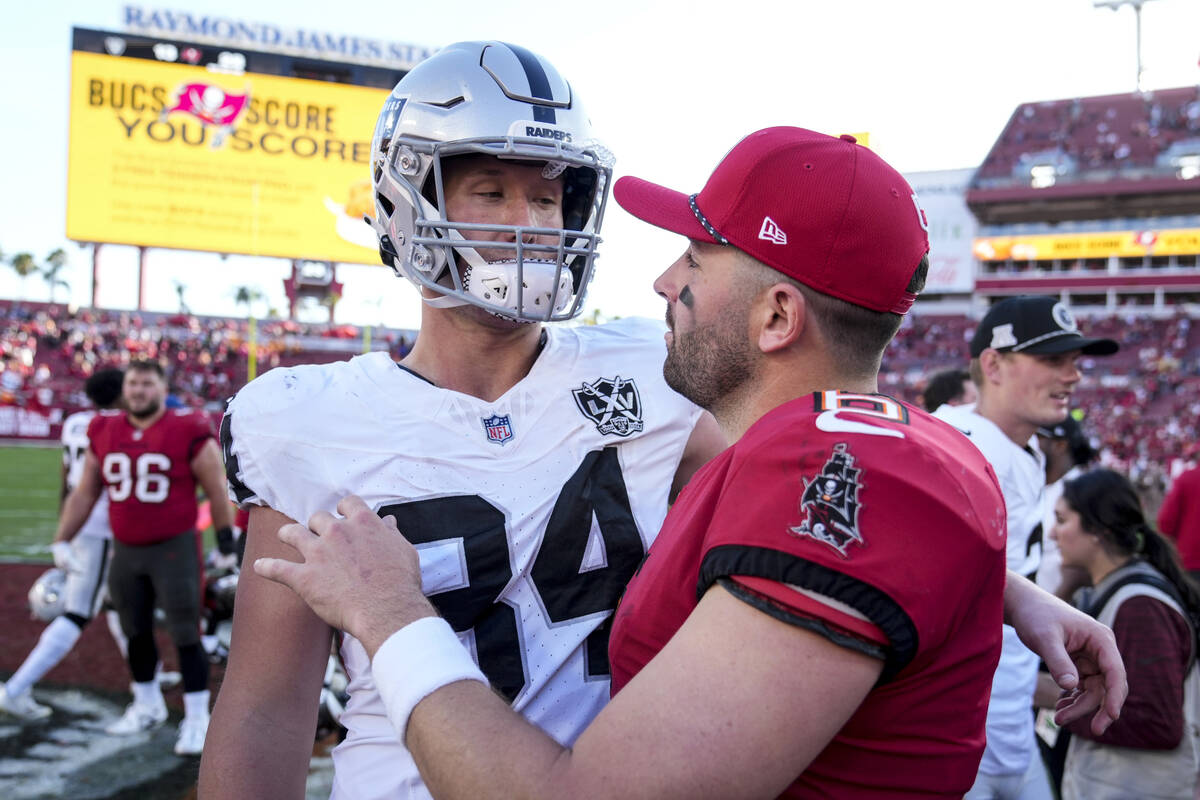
[160,83,250,148]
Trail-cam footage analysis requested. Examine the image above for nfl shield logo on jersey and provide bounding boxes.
[572,376,644,437]
[482,414,514,445]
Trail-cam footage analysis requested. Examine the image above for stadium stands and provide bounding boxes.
[880,310,1198,498]
[1,299,1193,499]
[0,300,413,422]
[968,85,1200,223]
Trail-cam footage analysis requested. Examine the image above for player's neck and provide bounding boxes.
[973,395,1037,446]
[401,308,546,402]
[717,358,878,442]
[126,406,167,430]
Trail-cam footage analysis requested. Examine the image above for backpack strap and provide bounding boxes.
[1086,572,1180,618]
[1087,571,1198,669]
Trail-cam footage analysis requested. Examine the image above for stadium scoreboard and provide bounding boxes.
[66,27,410,264]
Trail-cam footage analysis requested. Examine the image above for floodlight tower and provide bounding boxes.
[1094,0,1161,92]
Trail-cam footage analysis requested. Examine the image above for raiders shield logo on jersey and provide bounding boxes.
[572,376,644,437]
[789,443,865,557]
[482,414,514,445]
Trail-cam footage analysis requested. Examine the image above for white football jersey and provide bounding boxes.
[223,318,703,800]
[61,410,111,540]
[934,403,1045,777]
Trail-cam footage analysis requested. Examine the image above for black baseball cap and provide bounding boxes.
[969,296,1119,358]
[1036,414,1097,466]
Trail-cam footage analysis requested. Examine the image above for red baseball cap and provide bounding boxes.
[613,127,930,314]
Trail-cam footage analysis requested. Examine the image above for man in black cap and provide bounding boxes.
[936,295,1118,800]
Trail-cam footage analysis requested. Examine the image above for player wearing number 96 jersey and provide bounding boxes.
[55,360,234,757]
[87,407,214,545]
[222,316,704,798]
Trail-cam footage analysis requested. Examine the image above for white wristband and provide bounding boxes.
[371,615,488,743]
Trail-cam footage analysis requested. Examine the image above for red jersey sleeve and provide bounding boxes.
[695,400,1006,682]
[181,410,216,462]
[1159,481,1183,538]
[85,413,106,457]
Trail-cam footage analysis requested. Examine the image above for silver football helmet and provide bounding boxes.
[368,41,613,323]
[28,568,67,622]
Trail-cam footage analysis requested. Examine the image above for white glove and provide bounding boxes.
[208,549,238,571]
[51,541,82,573]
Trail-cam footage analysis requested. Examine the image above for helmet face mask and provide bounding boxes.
[368,42,613,323]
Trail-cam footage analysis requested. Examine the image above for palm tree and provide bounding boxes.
[8,252,38,299]
[174,280,190,314]
[41,248,70,304]
[232,285,264,318]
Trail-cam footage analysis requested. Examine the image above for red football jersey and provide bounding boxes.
[609,391,1007,798]
[87,409,215,545]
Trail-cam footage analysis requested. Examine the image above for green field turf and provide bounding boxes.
[0,444,220,562]
[0,444,62,562]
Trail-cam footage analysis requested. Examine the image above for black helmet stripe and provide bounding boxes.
[501,42,556,124]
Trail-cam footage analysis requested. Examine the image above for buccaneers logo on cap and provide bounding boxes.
[789,443,865,557]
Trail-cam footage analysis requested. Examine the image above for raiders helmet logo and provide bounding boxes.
[789,443,865,557]
[572,376,644,437]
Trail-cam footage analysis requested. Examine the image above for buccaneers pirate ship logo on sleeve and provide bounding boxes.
[789,443,865,557]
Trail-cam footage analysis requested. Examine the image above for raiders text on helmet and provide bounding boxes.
[367,41,613,323]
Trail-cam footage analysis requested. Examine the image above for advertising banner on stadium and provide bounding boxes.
[67,49,389,263]
[905,169,976,293]
[973,228,1200,262]
[0,407,54,439]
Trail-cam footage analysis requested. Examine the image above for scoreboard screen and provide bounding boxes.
[66,27,409,263]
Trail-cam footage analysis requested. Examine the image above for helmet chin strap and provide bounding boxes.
[421,293,469,309]
[418,228,490,309]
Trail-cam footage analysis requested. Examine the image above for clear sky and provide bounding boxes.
[2,0,1198,329]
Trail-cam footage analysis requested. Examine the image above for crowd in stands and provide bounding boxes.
[0,300,412,415]
[882,310,1198,506]
[0,299,1194,502]
[974,85,1200,185]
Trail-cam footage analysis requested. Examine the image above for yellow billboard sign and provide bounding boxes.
[973,228,1200,261]
[67,50,389,263]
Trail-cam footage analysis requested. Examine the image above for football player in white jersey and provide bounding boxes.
[0,369,125,720]
[200,41,724,799]
[936,295,1119,800]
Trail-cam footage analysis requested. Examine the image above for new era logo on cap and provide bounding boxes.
[758,217,787,245]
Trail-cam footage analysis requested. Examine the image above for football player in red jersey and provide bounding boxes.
[53,360,234,756]
[255,128,1129,798]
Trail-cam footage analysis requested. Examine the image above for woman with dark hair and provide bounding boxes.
[1047,468,1200,800]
